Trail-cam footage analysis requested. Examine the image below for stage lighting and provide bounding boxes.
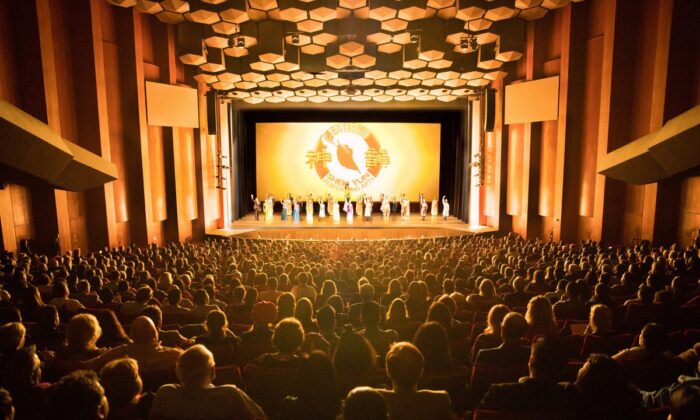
[291,33,300,45]
[234,36,244,48]
[460,37,468,51]
[410,33,419,43]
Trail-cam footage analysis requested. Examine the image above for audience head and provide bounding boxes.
[134,287,153,304]
[276,293,296,319]
[589,304,613,334]
[670,383,700,420]
[342,387,387,420]
[574,354,640,418]
[252,301,277,327]
[386,298,408,323]
[485,304,509,335]
[99,358,142,412]
[176,345,215,389]
[47,370,108,420]
[317,305,336,332]
[66,313,102,353]
[0,388,12,420]
[529,338,566,380]
[0,322,25,354]
[501,312,528,343]
[526,295,556,332]
[361,301,381,328]
[129,316,158,346]
[385,342,424,391]
[205,310,228,337]
[272,317,305,355]
[426,301,452,333]
[639,322,668,354]
[294,297,314,325]
[334,325,377,375]
[412,322,451,371]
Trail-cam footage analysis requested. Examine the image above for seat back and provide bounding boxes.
[213,364,242,387]
[580,333,633,357]
[242,364,302,416]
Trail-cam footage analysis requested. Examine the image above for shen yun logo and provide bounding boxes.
[306,123,391,192]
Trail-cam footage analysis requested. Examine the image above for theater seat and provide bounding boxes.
[580,333,634,357]
[212,364,242,387]
[469,363,528,408]
[243,364,302,416]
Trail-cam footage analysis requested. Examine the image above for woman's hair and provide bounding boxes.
[479,279,496,298]
[333,325,377,375]
[320,280,337,297]
[412,321,452,371]
[66,313,102,352]
[205,310,228,338]
[52,281,69,299]
[589,304,613,334]
[485,304,510,335]
[386,298,408,323]
[294,297,314,326]
[526,295,557,333]
[272,318,305,355]
[426,301,452,333]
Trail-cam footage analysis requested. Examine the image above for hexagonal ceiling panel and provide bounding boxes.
[105,0,582,104]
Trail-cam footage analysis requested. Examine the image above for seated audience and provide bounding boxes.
[525,296,560,340]
[47,370,108,420]
[120,287,152,318]
[573,353,641,419]
[503,277,533,309]
[195,310,240,366]
[360,301,399,360]
[471,304,509,362]
[280,351,340,420]
[376,342,452,420]
[0,388,12,420]
[150,345,263,420]
[669,382,700,420]
[342,386,388,420]
[584,304,615,336]
[334,325,378,378]
[412,321,452,373]
[479,338,573,412]
[553,281,587,320]
[99,358,151,420]
[250,317,304,368]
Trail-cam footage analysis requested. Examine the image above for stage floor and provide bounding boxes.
[207,213,497,240]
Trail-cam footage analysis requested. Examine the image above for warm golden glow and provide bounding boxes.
[256,122,441,200]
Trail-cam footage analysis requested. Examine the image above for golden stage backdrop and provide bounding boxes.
[256,122,441,201]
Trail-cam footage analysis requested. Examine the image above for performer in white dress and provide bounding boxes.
[431,197,438,217]
[420,198,428,221]
[306,195,314,224]
[266,195,274,221]
[356,194,364,220]
[442,196,450,221]
[343,198,354,224]
[318,196,326,221]
[332,198,340,223]
[364,196,372,221]
[380,196,390,221]
[400,194,410,222]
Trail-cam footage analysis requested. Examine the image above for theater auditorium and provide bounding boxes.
[0,0,699,419]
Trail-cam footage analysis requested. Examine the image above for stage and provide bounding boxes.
[206,213,497,240]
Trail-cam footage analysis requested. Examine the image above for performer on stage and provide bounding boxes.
[318,196,326,221]
[420,198,428,221]
[442,196,450,221]
[344,182,351,200]
[391,196,398,214]
[251,195,261,220]
[281,196,290,221]
[265,194,274,221]
[306,194,314,224]
[364,195,372,221]
[400,194,410,222]
[343,198,354,224]
[356,193,364,220]
[293,198,301,224]
[380,195,390,221]
[431,197,438,217]
[332,197,340,223]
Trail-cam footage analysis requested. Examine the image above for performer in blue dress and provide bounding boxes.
[293,198,300,224]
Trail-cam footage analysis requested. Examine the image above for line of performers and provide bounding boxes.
[251,193,450,224]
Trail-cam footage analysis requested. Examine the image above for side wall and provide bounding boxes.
[0,0,221,254]
[488,0,700,246]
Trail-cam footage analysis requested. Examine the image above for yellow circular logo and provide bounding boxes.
[306,123,390,192]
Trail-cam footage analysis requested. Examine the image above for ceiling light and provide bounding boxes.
[291,33,300,45]
[410,33,419,43]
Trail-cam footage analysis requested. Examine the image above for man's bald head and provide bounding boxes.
[129,316,158,345]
